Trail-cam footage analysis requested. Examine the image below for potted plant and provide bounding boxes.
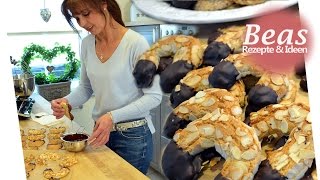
[19,43,80,101]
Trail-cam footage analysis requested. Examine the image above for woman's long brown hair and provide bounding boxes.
[61,0,125,35]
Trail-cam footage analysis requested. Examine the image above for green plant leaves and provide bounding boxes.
[20,43,80,85]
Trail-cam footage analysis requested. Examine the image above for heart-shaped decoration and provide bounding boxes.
[46,65,55,73]
[40,8,51,22]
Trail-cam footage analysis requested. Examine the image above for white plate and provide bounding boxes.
[132,0,298,24]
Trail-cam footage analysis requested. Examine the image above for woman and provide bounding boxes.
[51,0,162,174]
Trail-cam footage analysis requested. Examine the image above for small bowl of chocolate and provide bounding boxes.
[61,133,89,152]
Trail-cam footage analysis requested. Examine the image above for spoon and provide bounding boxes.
[34,112,53,118]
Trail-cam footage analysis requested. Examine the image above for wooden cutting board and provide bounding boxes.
[20,120,149,180]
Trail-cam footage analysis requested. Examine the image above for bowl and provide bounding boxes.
[61,133,89,152]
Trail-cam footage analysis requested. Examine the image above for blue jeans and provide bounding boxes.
[106,123,153,174]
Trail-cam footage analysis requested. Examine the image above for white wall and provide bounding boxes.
[116,0,132,22]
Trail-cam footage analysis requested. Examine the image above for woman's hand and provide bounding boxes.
[51,98,69,119]
[88,113,113,147]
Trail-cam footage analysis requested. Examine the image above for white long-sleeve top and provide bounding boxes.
[65,29,162,133]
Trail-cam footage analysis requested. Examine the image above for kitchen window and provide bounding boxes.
[7,0,89,92]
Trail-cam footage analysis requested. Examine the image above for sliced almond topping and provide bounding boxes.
[195,97,205,104]
[241,149,257,160]
[288,106,301,119]
[185,124,198,132]
[184,131,199,146]
[306,113,311,123]
[200,139,215,148]
[201,113,213,120]
[188,97,195,104]
[218,114,229,121]
[256,121,269,132]
[185,75,201,87]
[289,143,300,154]
[260,110,269,115]
[223,95,235,101]
[175,36,189,43]
[302,124,312,133]
[199,125,215,136]
[226,136,233,142]
[236,127,246,137]
[175,85,181,92]
[275,110,289,120]
[195,91,206,99]
[280,120,289,133]
[299,150,315,159]
[270,118,277,129]
[188,114,197,121]
[241,136,253,147]
[271,74,284,85]
[215,128,223,139]
[289,152,301,163]
[231,146,242,160]
[201,98,216,107]
[275,159,289,171]
[178,106,189,114]
[297,135,306,145]
[201,78,209,86]
[173,133,180,142]
[211,109,221,121]
[272,104,284,109]
[231,106,243,117]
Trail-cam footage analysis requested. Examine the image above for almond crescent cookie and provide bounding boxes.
[173,112,262,180]
[214,25,247,53]
[233,0,266,5]
[250,103,314,179]
[61,102,74,120]
[139,35,203,68]
[194,0,234,11]
[256,72,296,103]
[224,53,264,78]
[172,66,246,107]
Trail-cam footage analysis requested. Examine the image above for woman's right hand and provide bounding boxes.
[51,98,69,119]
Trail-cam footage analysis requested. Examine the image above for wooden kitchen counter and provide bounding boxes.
[20,119,150,180]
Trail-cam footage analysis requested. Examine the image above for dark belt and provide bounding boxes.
[111,118,147,132]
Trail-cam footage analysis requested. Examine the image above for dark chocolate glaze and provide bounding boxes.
[241,75,261,94]
[245,85,278,117]
[215,173,229,180]
[202,41,231,67]
[133,60,157,88]
[163,113,189,138]
[162,141,201,180]
[63,133,88,142]
[254,160,286,180]
[170,83,196,108]
[208,61,239,90]
[273,136,289,150]
[170,0,197,10]
[300,75,308,92]
[160,61,193,93]
[207,32,222,45]
[158,56,173,74]
[295,62,306,77]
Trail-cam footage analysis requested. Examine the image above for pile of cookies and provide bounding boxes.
[168,0,266,11]
[20,126,66,150]
[24,152,78,179]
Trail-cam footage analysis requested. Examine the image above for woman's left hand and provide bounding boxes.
[88,113,113,147]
